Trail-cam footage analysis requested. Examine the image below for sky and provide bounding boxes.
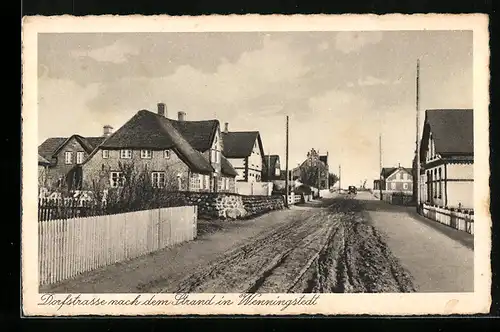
[38,31,472,188]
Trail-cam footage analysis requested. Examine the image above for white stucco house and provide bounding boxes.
[221,123,265,183]
[418,109,474,209]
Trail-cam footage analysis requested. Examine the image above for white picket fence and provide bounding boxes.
[38,206,197,286]
[422,204,474,235]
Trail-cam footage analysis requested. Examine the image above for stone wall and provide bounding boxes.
[157,191,285,220]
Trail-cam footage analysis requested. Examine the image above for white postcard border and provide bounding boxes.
[21,13,491,316]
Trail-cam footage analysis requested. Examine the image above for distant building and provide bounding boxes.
[418,109,473,209]
[293,149,329,190]
[262,155,282,182]
[380,165,413,192]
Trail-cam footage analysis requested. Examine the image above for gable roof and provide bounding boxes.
[38,135,106,161]
[222,131,261,158]
[221,155,238,177]
[381,167,412,178]
[420,109,473,161]
[38,154,51,165]
[99,110,214,174]
[169,119,219,152]
[263,155,280,172]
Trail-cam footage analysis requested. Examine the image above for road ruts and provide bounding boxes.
[161,196,417,294]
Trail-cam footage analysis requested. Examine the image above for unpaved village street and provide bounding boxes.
[165,197,416,293]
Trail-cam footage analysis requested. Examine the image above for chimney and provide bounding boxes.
[102,125,113,137]
[157,103,166,117]
[224,122,229,133]
[178,111,186,121]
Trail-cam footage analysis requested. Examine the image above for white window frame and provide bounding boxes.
[110,171,124,188]
[64,151,73,164]
[140,149,152,159]
[151,171,166,188]
[76,151,85,164]
[164,150,171,159]
[120,149,132,159]
[102,150,109,159]
[204,175,209,190]
[403,183,408,190]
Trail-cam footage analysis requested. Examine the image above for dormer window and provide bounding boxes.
[140,149,152,159]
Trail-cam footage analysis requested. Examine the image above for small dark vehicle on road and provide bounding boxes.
[348,186,357,195]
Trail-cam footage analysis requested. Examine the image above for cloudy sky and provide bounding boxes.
[38,30,472,188]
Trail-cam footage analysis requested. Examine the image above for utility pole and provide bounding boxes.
[285,116,289,208]
[379,133,383,200]
[317,150,321,198]
[416,59,421,213]
[338,164,341,193]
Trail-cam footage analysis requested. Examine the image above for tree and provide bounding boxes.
[299,164,321,187]
[329,173,339,187]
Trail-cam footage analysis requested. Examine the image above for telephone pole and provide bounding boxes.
[285,116,289,208]
[379,133,383,200]
[416,59,421,212]
[338,164,341,193]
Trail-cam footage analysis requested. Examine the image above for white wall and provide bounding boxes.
[447,163,474,180]
[236,181,273,196]
[228,157,245,181]
[247,140,262,182]
[446,163,474,209]
[446,181,474,209]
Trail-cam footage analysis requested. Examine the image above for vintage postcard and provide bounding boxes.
[22,14,491,316]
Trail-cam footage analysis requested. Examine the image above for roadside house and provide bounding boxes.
[262,155,282,182]
[81,103,238,193]
[380,165,413,192]
[221,123,265,182]
[294,149,329,190]
[38,129,110,190]
[418,109,473,209]
[38,154,51,189]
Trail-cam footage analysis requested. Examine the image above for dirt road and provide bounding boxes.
[159,197,416,293]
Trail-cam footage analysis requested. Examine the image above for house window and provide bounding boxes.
[141,150,152,159]
[64,152,73,164]
[110,172,124,188]
[151,172,166,188]
[391,182,396,190]
[396,173,400,180]
[224,177,229,190]
[438,168,442,198]
[211,149,221,163]
[76,151,84,164]
[164,150,171,159]
[403,173,407,180]
[205,175,209,190]
[403,183,408,190]
[102,150,109,159]
[120,149,132,159]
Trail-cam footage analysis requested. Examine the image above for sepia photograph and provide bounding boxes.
[22,14,491,316]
